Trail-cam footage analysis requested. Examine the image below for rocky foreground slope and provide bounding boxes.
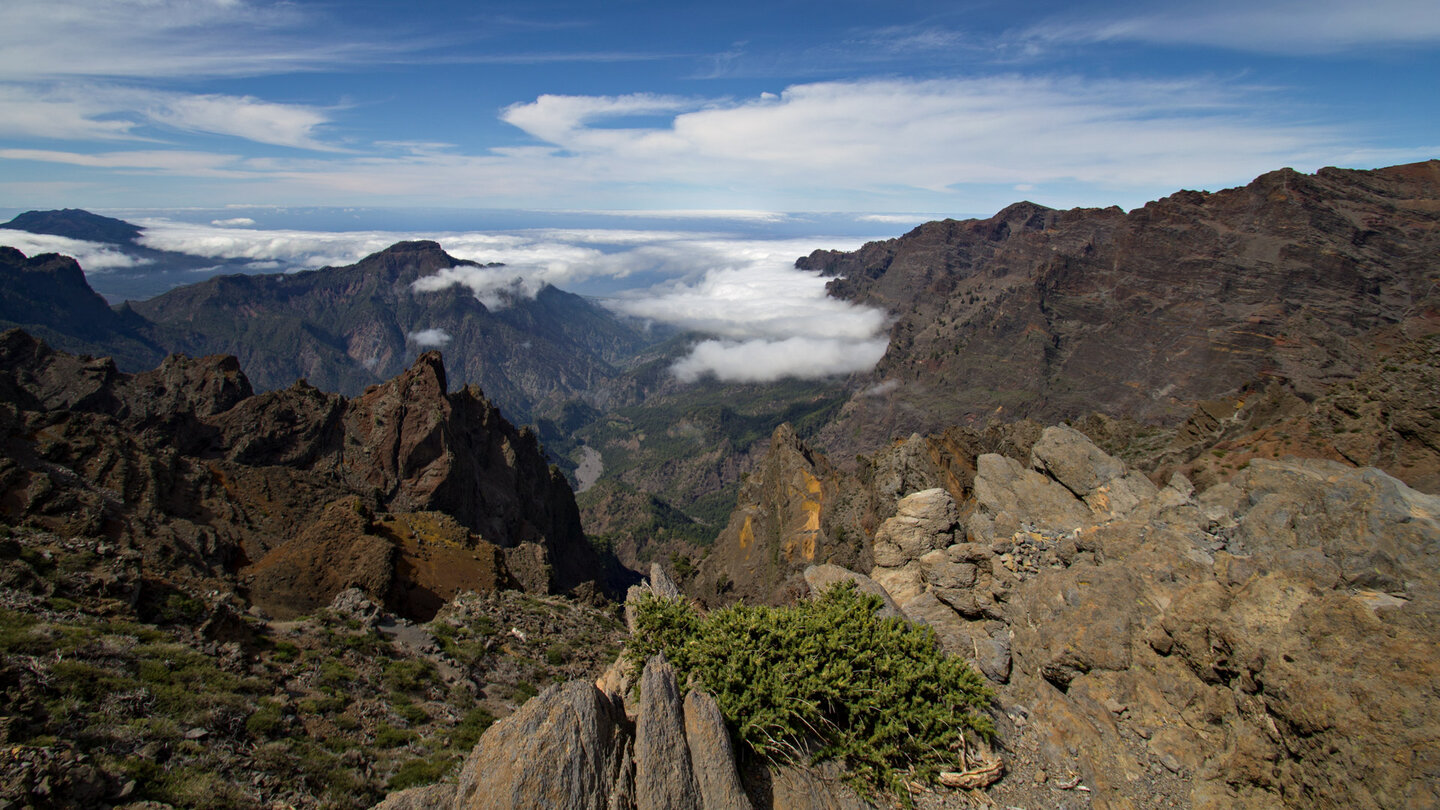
[0,332,645,807]
[665,422,1439,809]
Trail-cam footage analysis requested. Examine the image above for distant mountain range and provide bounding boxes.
[3,160,1437,559]
[0,208,274,301]
[0,235,664,428]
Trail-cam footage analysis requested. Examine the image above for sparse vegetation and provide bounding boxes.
[0,529,627,809]
[625,581,996,801]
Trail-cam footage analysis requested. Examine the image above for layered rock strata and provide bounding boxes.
[857,425,1440,809]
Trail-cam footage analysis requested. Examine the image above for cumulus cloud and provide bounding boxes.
[181,73,1409,215]
[595,238,891,382]
[210,217,256,227]
[0,231,150,272]
[412,266,536,310]
[407,328,452,348]
[671,336,889,383]
[496,76,1335,194]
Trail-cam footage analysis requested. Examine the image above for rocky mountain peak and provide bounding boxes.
[0,331,604,620]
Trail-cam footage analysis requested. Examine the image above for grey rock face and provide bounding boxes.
[683,690,753,810]
[635,655,702,810]
[453,681,626,810]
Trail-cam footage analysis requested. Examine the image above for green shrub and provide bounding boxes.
[625,582,995,801]
[544,643,570,667]
[374,723,416,748]
[388,752,459,790]
[452,706,495,750]
[317,659,358,690]
[383,659,436,694]
[246,701,286,739]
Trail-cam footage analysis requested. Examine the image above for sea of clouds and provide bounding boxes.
[122,217,894,383]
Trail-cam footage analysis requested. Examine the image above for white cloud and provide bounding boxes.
[208,74,1410,213]
[0,148,247,176]
[407,328,453,348]
[127,217,892,383]
[671,336,889,383]
[141,92,336,150]
[595,238,892,382]
[0,0,355,81]
[861,380,901,398]
[0,85,336,150]
[1029,0,1440,54]
[211,217,256,227]
[412,266,535,310]
[132,219,404,268]
[500,93,698,145]
[0,232,151,272]
[605,258,885,341]
[857,214,938,226]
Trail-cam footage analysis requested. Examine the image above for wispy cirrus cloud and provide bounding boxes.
[0,85,336,150]
[0,0,353,81]
[1026,0,1440,54]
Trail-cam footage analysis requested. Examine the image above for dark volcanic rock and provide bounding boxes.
[804,161,1440,464]
[0,247,165,369]
[0,330,603,621]
[1,208,143,245]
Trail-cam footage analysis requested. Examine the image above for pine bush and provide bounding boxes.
[625,581,995,799]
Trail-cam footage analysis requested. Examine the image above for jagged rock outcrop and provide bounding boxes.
[409,653,754,810]
[691,425,862,606]
[0,330,601,621]
[635,656,703,809]
[452,680,630,809]
[682,690,753,810]
[854,425,1440,809]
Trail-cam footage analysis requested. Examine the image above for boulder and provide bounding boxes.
[802,564,903,618]
[969,454,1090,539]
[1029,424,1126,498]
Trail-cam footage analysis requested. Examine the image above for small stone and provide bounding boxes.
[1159,753,1183,774]
[185,727,208,740]
[1034,770,1047,784]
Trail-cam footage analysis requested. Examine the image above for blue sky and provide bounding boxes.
[1,0,1436,217]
